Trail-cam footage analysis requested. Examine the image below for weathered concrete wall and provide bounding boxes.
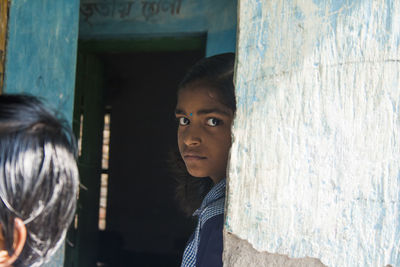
[225,0,400,266]
[3,0,80,266]
[79,0,237,56]
[224,231,325,267]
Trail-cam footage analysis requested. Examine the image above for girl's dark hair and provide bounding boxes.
[179,52,236,113]
[0,94,79,267]
[172,52,236,216]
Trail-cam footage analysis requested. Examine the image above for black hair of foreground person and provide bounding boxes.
[0,94,79,267]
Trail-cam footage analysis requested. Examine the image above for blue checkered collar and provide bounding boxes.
[181,178,226,267]
[193,178,226,217]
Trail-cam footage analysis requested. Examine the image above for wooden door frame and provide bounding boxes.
[0,0,9,94]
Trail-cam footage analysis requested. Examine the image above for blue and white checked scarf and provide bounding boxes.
[181,179,226,267]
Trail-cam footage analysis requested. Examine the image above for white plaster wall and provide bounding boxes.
[226,1,400,266]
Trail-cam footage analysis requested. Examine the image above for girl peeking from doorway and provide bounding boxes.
[173,53,235,267]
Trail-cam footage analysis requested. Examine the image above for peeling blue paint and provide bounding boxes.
[4,0,80,124]
[227,0,400,266]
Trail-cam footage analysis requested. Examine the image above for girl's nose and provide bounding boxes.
[184,136,201,146]
[183,127,201,146]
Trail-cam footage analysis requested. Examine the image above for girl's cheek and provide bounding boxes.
[177,130,185,148]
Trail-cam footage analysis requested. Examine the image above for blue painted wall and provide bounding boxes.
[3,0,80,266]
[4,0,80,124]
[79,0,237,56]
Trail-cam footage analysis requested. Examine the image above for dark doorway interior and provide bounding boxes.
[98,50,204,267]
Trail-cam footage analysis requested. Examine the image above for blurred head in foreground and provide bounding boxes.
[0,94,79,267]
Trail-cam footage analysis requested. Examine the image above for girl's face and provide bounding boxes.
[175,84,234,184]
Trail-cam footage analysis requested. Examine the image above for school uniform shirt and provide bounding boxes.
[181,178,226,267]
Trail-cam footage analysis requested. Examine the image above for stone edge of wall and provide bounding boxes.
[223,230,326,267]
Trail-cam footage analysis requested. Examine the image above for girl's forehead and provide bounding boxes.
[176,87,233,117]
[176,81,236,116]
[177,86,222,107]
[178,85,220,101]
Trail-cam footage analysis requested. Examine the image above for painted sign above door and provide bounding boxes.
[81,0,182,23]
[79,0,237,56]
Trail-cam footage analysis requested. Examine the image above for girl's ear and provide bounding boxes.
[0,218,27,267]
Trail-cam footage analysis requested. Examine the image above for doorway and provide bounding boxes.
[66,36,205,267]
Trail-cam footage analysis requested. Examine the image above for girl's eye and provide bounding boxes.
[206,118,221,127]
[178,117,190,126]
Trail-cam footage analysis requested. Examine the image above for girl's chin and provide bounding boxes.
[188,171,209,178]
[186,168,209,178]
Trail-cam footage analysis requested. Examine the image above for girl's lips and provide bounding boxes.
[184,155,207,161]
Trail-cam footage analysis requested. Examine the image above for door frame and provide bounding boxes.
[64,34,206,267]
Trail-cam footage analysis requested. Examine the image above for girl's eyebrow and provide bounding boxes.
[197,108,231,117]
[175,108,231,117]
[175,108,231,116]
[175,108,186,115]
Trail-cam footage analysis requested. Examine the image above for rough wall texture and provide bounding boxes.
[224,231,325,267]
[225,0,400,266]
[79,0,237,56]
